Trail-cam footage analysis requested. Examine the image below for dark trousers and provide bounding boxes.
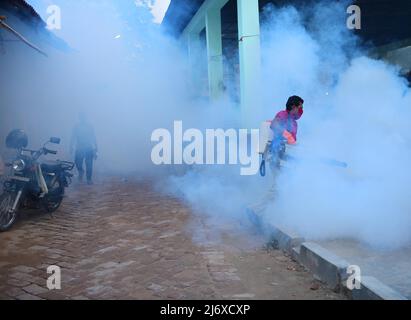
[75,148,94,181]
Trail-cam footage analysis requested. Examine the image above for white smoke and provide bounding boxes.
[268,56,411,249]
[166,1,411,250]
[1,0,410,250]
[1,0,190,176]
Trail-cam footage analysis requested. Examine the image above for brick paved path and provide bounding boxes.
[0,177,344,300]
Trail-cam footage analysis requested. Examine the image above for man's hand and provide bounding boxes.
[283,130,296,145]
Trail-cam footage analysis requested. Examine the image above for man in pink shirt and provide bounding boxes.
[267,95,304,170]
[258,95,304,177]
[270,95,304,145]
[251,96,305,215]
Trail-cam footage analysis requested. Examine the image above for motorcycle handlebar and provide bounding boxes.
[21,145,57,159]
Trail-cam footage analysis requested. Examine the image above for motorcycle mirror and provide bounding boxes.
[50,137,61,144]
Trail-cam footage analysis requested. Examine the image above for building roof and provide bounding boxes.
[162,0,205,36]
[0,0,70,52]
[354,0,411,47]
[162,0,411,47]
[0,0,45,28]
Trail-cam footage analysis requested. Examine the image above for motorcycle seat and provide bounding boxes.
[41,161,62,172]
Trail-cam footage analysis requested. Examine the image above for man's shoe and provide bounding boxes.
[87,180,93,185]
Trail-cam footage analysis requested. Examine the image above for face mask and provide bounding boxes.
[290,107,303,120]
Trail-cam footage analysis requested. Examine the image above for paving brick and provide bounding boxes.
[6,287,25,298]
[22,284,49,295]
[7,278,31,287]
[16,293,44,300]
[38,291,69,300]
[0,177,346,300]
[11,265,37,273]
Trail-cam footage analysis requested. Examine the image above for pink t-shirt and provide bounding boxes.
[270,108,303,141]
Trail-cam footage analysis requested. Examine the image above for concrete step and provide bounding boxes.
[265,228,407,299]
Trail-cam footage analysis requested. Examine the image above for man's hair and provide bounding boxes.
[286,95,304,112]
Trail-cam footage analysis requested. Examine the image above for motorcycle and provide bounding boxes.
[0,130,74,232]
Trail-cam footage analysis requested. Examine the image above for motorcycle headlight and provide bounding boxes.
[12,159,26,172]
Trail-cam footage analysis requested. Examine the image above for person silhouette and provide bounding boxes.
[70,113,98,185]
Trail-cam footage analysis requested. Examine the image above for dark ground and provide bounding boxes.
[0,176,345,300]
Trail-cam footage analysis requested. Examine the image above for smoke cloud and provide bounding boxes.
[1,0,410,250]
[166,1,411,250]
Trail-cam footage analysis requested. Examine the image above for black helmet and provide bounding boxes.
[6,129,28,149]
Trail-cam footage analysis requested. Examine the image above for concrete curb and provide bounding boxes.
[245,207,305,251]
[350,276,407,300]
[297,241,407,300]
[246,207,408,300]
[299,242,350,292]
[268,224,305,252]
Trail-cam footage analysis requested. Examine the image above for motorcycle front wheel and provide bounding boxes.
[0,192,18,232]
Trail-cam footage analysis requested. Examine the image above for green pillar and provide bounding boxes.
[187,32,202,96]
[205,8,224,101]
[237,0,262,128]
